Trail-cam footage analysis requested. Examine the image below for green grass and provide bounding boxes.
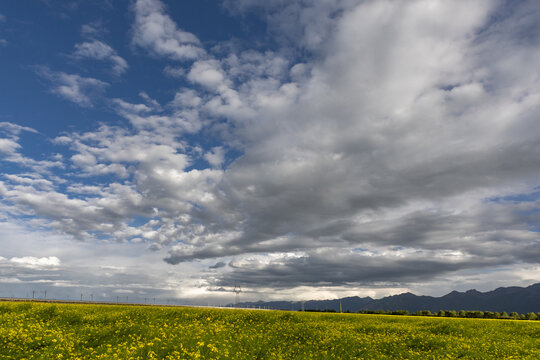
[0,301,539,359]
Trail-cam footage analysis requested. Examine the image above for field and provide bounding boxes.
[1,301,539,359]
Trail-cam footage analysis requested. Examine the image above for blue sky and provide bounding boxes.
[0,0,539,304]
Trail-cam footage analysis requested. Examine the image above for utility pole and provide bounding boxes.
[91,294,93,302]
[44,290,47,299]
[32,290,35,300]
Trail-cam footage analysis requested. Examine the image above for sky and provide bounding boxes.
[0,0,539,305]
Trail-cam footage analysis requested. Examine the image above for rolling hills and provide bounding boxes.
[236,283,540,313]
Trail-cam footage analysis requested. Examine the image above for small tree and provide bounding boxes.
[390,310,409,315]
[483,311,496,319]
[510,312,519,319]
[465,311,484,318]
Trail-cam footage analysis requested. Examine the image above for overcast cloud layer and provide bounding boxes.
[0,0,539,303]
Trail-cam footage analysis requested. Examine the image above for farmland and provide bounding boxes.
[1,301,539,359]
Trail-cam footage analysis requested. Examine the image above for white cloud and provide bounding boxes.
[0,220,212,302]
[224,0,360,51]
[204,146,225,168]
[10,256,60,268]
[73,40,115,59]
[132,0,204,60]
[139,92,162,111]
[112,97,202,133]
[36,67,109,107]
[0,138,20,154]
[80,21,106,38]
[170,89,202,108]
[188,60,227,89]
[72,40,128,76]
[0,122,62,173]
[0,122,38,135]
[163,65,185,78]
[3,175,54,190]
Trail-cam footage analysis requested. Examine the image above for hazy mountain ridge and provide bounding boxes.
[236,283,540,313]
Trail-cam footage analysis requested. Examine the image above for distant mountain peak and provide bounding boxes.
[235,283,540,314]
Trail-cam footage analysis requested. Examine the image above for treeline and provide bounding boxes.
[300,308,540,320]
[357,309,540,320]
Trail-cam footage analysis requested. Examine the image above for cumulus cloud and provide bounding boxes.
[132,0,204,60]
[9,256,60,268]
[188,60,227,89]
[36,67,108,107]
[3,175,54,191]
[204,146,225,168]
[72,40,128,76]
[170,89,201,108]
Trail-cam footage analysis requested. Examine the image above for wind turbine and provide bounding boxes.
[233,283,242,307]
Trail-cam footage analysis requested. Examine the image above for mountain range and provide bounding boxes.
[236,283,540,314]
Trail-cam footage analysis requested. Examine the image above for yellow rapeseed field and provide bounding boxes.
[0,301,539,359]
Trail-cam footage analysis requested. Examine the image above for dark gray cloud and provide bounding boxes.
[209,261,226,269]
[216,250,505,288]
